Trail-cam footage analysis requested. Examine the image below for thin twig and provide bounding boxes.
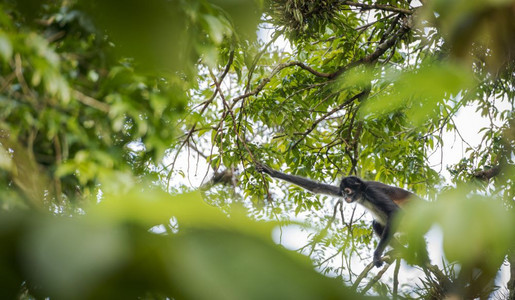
[291,91,366,149]
[245,34,280,93]
[166,50,235,189]
[393,258,401,299]
[73,90,110,113]
[210,71,257,164]
[231,24,410,109]
[231,61,331,107]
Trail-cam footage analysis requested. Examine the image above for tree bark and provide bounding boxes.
[508,248,515,300]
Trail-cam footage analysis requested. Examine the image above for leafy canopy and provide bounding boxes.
[0,0,514,299]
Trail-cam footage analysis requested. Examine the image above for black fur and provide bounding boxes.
[258,164,413,268]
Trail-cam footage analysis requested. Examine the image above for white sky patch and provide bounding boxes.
[428,99,512,180]
[272,224,314,251]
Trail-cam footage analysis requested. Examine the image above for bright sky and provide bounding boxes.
[430,100,512,181]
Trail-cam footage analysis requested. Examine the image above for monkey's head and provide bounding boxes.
[339,176,364,203]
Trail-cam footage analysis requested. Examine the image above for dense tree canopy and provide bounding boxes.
[0,0,514,299]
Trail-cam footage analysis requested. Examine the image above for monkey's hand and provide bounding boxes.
[256,162,274,176]
[373,252,384,268]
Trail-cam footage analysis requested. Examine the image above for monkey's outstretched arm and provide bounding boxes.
[257,163,341,197]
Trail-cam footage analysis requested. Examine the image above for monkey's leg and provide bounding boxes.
[373,219,395,268]
[372,220,385,236]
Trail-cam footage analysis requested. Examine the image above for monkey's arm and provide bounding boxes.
[257,163,341,197]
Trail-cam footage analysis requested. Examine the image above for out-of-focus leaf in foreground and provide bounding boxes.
[419,0,515,72]
[361,62,475,125]
[399,187,515,284]
[0,190,369,300]
[78,0,262,74]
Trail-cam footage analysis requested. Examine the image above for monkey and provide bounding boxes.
[256,163,418,268]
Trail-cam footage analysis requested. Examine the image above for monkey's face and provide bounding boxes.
[341,187,360,203]
[340,176,363,203]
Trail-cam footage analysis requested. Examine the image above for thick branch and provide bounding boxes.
[361,258,393,293]
[508,249,515,300]
[329,25,410,78]
[288,61,333,78]
[473,165,501,181]
[231,61,332,106]
[352,252,395,291]
[343,1,414,15]
[233,24,409,105]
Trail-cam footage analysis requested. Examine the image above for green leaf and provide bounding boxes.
[0,32,12,61]
[361,62,475,125]
[0,145,13,171]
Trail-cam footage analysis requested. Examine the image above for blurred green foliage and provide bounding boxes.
[361,61,475,125]
[420,0,515,72]
[0,190,366,299]
[78,0,261,74]
[399,188,515,297]
[403,188,515,261]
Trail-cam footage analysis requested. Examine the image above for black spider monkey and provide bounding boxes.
[257,163,417,268]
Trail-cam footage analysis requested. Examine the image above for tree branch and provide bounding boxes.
[291,90,367,149]
[166,50,235,189]
[393,258,401,300]
[508,249,515,300]
[473,165,501,181]
[352,251,395,291]
[329,25,410,78]
[342,1,414,15]
[232,23,410,106]
[231,61,333,107]
[210,70,258,164]
[361,258,393,294]
[73,90,110,113]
